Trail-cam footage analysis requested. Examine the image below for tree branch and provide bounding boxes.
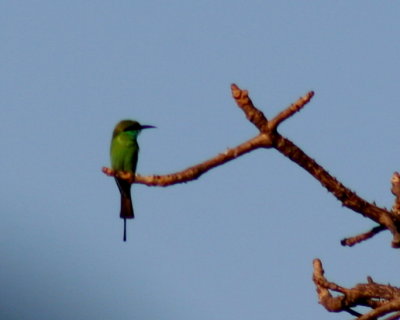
[102,83,400,247]
[230,83,269,131]
[272,135,400,247]
[392,172,400,215]
[341,225,386,247]
[313,259,400,319]
[132,134,268,186]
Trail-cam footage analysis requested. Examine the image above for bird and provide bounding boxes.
[110,119,155,242]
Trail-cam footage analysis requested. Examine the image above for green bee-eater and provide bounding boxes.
[110,120,155,242]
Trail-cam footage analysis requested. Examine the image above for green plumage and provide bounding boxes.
[110,120,155,241]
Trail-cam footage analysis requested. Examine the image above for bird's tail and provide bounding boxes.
[123,218,127,242]
[116,178,134,242]
[120,192,134,219]
[120,192,134,242]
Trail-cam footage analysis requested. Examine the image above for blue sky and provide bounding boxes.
[1,1,399,319]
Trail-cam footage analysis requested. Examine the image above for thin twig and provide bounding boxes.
[341,225,386,247]
[268,91,314,131]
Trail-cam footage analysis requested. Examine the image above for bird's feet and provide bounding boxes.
[118,171,135,183]
[102,167,135,183]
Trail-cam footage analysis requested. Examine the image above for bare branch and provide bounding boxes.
[230,83,269,131]
[268,91,314,131]
[392,172,400,215]
[273,135,400,247]
[103,83,400,246]
[382,311,400,320]
[104,134,270,187]
[341,225,386,247]
[313,259,400,319]
[359,299,400,320]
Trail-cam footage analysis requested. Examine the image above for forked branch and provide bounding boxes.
[313,259,400,320]
[102,84,400,247]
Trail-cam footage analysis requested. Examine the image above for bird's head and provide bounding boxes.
[112,120,156,138]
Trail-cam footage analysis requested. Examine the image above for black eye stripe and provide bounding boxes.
[125,124,141,131]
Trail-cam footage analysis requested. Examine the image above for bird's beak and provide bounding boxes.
[140,125,156,129]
